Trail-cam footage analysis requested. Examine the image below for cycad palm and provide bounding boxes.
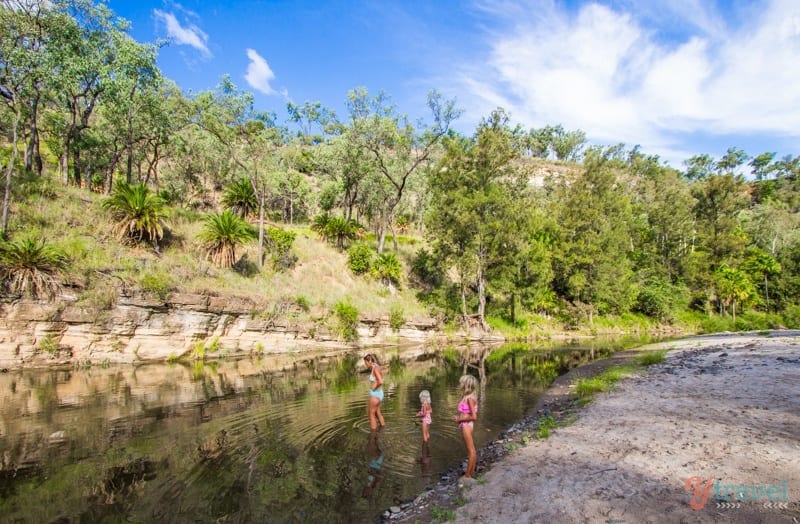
[102,182,167,245]
[198,210,255,268]
[222,178,257,219]
[0,238,68,299]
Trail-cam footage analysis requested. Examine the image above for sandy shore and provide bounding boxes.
[445,332,800,523]
[392,332,800,522]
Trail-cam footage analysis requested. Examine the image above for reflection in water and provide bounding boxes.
[0,335,657,522]
[362,431,384,499]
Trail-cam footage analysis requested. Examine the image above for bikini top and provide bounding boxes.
[457,398,477,414]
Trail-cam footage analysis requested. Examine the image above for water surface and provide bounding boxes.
[0,336,653,522]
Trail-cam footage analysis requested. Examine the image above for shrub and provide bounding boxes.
[634,279,678,322]
[139,270,174,300]
[410,248,444,289]
[102,181,167,246]
[295,295,311,311]
[783,305,800,329]
[222,178,257,219]
[312,214,363,249]
[38,334,60,356]
[348,243,374,274]
[334,300,359,342]
[389,305,405,331]
[372,253,402,286]
[0,237,68,299]
[265,227,297,270]
[198,210,255,268]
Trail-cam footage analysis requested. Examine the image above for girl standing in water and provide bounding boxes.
[363,354,385,430]
[417,389,432,443]
[453,374,478,479]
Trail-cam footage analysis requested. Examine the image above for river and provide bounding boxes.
[0,335,655,523]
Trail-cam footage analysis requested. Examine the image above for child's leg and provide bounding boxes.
[376,400,385,427]
[462,424,476,477]
[422,422,429,442]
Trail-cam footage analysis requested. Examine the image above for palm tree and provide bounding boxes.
[222,178,258,219]
[102,182,168,246]
[198,210,255,268]
[0,238,68,299]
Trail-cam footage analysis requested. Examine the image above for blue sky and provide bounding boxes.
[110,0,800,168]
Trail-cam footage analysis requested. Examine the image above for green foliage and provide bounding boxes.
[333,300,359,342]
[430,506,455,522]
[0,238,68,299]
[265,227,297,270]
[575,366,637,400]
[138,270,173,300]
[38,334,60,356]
[102,182,168,246]
[635,279,683,323]
[536,414,557,439]
[311,215,363,249]
[198,210,255,268]
[636,350,667,366]
[347,243,374,274]
[295,296,310,311]
[389,305,405,330]
[222,178,257,218]
[372,252,402,286]
[783,305,800,328]
[410,248,444,289]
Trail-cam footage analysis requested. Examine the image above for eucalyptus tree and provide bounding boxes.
[92,31,163,190]
[193,76,281,266]
[286,100,336,143]
[347,87,460,253]
[44,0,129,189]
[0,0,46,234]
[427,109,527,329]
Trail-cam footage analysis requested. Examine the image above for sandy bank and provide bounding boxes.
[449,332,800,523]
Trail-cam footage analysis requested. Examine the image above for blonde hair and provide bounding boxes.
[419,390,431,404]
[459,374,478,397]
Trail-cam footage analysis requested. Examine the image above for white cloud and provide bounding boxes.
[244,48,285,97]
[458,0,800,163]
[153,9,211,58]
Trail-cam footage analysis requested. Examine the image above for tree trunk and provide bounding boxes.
[2,110,21,237]
[377,218,387,254]
[257,192,266,267]
[477,253,487,331]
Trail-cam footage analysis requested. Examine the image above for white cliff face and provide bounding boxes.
[0,293,445,369]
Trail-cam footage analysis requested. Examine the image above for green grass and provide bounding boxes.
[574,365,638,400]
[536,414,558,439]
[10,184,428,325]
[430,506,455,522]
[636,349,667,366]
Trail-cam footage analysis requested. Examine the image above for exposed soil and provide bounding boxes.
[388,332,800,524]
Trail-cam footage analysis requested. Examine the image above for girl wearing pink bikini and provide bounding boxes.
[453,374,478,479]
[417,390,432,443]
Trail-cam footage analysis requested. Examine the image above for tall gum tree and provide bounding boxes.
[347,88,460,253]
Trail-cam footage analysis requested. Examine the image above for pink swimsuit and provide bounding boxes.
[457,398,477,428]
[417,403,432,425]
